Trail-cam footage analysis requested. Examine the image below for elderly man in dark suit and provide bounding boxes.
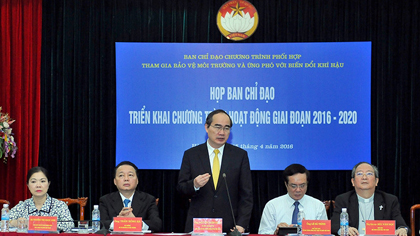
[99,161,162,232]
[331,162,409,236]
[177,109,253,234]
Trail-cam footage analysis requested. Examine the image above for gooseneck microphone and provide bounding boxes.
[223,173,242,236]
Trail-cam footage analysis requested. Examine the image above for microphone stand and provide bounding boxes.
[223,173,242,236]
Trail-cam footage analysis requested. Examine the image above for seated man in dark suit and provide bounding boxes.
[331,162,409,236]
[99,161,162,232]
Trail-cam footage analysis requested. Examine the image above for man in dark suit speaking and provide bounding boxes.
[99,161,162,232]
[177,109,253,233]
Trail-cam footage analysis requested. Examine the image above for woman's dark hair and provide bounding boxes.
[27,166,50,183]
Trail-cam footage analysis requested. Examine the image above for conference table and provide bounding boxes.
[0,233,323,236]
[0,233,262,236]
[0,233,209,235]
[1,232,401,236]
[0,233,394,236]
[0,233,341,236]
[2,233,395,236]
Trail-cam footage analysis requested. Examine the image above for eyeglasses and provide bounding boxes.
[288,183,307,190]
[355,171,375,177]
[210,125,231,132]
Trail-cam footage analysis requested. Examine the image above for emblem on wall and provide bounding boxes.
[216,0,259,41]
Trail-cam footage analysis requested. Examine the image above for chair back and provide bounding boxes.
[323,200,331,211]
[0,199,10,206]
[323,200,335,219]
[58,197,88,220]
[410,204,420,236]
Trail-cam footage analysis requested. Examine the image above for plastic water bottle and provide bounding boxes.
[340,208,349,236]
[1,204,10,232]
[297,210,305,235]
[92,205,101,233]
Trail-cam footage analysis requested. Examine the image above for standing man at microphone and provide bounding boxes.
[177,109,253,234]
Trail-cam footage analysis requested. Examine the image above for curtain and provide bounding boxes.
[39,0,420,233]
[0,0,42,205]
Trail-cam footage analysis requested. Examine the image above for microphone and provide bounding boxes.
[223,173,242,236]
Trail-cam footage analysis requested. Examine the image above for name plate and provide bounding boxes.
[193,218,223,233]
[365,220,395,235]
[114,217,143,232]
[302,220,331,235]
[28,216,58,231]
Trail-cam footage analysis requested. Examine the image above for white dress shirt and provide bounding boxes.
[258,194,328,234]
[357,193,374,234]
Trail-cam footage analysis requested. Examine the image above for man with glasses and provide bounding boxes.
[258,164,327,234]
[177,109,253,234]
[331,162,410,236]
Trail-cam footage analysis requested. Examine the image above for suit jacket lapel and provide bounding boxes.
[219,144,230,179]
[349,192,360,229]
[111,192,124,215]
[374,191,385,220]
[199,143,212,174]
[198,143,215,191]
[131,191,142,216]
[217,144,233,192]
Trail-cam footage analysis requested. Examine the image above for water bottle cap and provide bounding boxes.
[94,205,99,209]
[3,204,8,208]
[342,208,347,212]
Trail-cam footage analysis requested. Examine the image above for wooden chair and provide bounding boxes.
[323,200,331,212]
[58,197,88,220]
[0,199,10,205]
[410,204,420,236]
[323,200,335,218]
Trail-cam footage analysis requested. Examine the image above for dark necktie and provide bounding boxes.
[123,199,131,207]
[291,201,299,224]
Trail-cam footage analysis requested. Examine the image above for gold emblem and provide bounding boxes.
[216,0,259,41]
